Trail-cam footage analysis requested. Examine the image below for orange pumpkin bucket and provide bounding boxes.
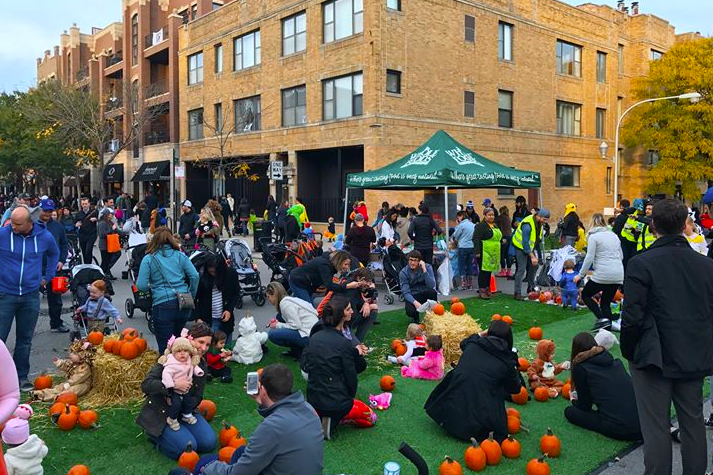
[51,276,69,294]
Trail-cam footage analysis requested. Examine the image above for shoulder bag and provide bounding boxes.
[151,255,195,310]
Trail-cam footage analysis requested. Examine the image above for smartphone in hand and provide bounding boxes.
[246,372,259,395]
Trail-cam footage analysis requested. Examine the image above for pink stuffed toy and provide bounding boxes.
[369,392,392,410]
[340,399,377,428]
[401,348,445,380]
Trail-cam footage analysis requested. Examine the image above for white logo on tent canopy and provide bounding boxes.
[400,147,438,168]
[446,148,484,167]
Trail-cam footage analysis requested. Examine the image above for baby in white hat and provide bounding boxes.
[2,404,48,474]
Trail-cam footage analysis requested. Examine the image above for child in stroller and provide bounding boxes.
[380,244,408,304]
[69,265,119,340]
[221,238,266,307]
[124,243,154,334]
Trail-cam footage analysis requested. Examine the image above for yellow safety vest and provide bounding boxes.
[637,223,656,252]
[620,212,640,243]
[512,215,542,251]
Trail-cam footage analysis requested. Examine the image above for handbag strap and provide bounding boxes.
[151,254,178,301]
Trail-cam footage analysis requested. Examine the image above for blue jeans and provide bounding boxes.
[287,279,313,306]
[152,299,193,354]
[0,292,40,380]
[458,248,475,276]
[150,413,217,460]
[167,447,245,475]
[269,328,309,353]
[561,288,578,310]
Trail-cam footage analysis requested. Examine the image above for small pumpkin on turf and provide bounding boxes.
[380,375,396,392]
[67,465,90,475]
[178,442,200,473]
[87,331,104,346]
[450,302,466,316]
[49,402,66,419]
[394,344,407,357]
[464,438,486,472]
[55,391,78,406]
[517,357,530,371]
[528,327,543,340]
[540,427,561,457]
[68,405,80,416]
[506,407,520,420]
[534,386,550,402]
[34,372,53,390]
[433,303,445,315]
[198,399,217,421]
[219,421,239,447]
[219,446,237,463]
[55,404,78,431]
[390,339,402,351]
[501,435,521,459]
[491,314,502,321]
[438,456,462,475]
[511,386,529,405]
[526,455,551,475]
[228,436,247,448]
[562,382,571,400]
[480,432,502,465]
[507,415,521,434]
[502,315,513,325]
[78,409,99,429]
[450,297,460,304]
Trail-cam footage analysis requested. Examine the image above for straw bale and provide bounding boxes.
[424,311,482,365]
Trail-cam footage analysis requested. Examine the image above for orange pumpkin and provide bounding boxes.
[219,446,237,463]
[395,343,407,357]
[433,303,445,315]
[198,399,217,421]
[112,339,125,355]
[528,327,543,340]
[491,313,502,321]
[511,386,529,405]
[49,402,66,419]
[178,442,200,473]
[67,465,91,475]
[390,339,402,351]
[506,407,521,420]
[120,340,140,360]
[380,375,396,392]
[507,415,521,434]
[103,339,115,353]
[540,427,561,457]
[228,436,247,448]
[133,332,148,353]
[55,404,78,431]
[501,435,522,459]
[34,372,53,390]
[538,293,547,303]
[451,302,466,316]
[122,327,138,341]
[56,391,78,406]
[526,455,551,475]
[480,432,502,466]
[464,438,487,472]
[87,331,104,346]
[562,382,571,400]
[534,386,550,402]
[518,357,531,371]
[68,405,80,416]
[450,297,460,304]
[502,315,513,325]
[438,456,463,475]
[219,421,239,447]
[78,409,99,429]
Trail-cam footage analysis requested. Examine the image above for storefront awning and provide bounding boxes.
[131,160,170,182]
[63,169,90,187]
[103,164,124,183]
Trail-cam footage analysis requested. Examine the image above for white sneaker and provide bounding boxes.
[166,417,180,431]
[182,413,197,425]
[611,319,621,332]
[418,299,437,313]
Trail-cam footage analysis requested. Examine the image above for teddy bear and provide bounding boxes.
[32,340,97,402]
[526,339,570,398]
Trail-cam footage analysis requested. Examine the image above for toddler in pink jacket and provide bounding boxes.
[160,336,204,431]
[402,335,445,381]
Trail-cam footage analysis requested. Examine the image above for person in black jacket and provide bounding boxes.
[407,203,442,265]
[74,197,98,264]
[275,200,288,242]
[136,323,217,460]
[283,214,301,243]
[560,203,580,247]
[237,197,251,236]
[564,332,641,440]
[302,295,367,439]
[344,213,376,266]
[194,254,240,343]
[178,200,199,247]
[425,320,521,443]
[39,199,69,333]
[288,251,364,305]
[622,199,713,475]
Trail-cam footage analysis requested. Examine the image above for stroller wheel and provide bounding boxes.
[398,294,405,302]
[384,294,395,305]
[125,299,135,319]
[235,298,244,309]
[253,293,266,307]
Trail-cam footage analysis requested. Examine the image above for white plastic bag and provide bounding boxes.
[437,256,452,296]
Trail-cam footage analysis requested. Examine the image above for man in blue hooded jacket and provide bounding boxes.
[38,198,69,333]
[0,206,59,391]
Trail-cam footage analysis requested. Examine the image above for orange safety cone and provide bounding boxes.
[490,273,498,293]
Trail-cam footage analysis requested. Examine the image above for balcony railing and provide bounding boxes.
[145,26,169,48]
[146,80,168,98]
[144,126,170,146]
[106,52,123,67]
[106,95,123,111]
[76,67,89,82]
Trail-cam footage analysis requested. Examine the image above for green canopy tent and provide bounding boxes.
[344,130,541,230]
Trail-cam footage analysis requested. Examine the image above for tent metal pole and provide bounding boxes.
[538,187,543,209]
[444,186,449,238]
[343,187,350,234]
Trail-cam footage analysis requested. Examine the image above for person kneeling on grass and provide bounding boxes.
[402,335,445,380]
[173,364,324,475]
[564,332,641,441]
[399,250,437,323]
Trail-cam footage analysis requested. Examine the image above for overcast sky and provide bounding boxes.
[0,0,710,93]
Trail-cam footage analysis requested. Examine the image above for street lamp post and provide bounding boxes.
[611,92,701,208]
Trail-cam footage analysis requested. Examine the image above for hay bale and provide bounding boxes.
[424,311,482,365]
[82,335,159,407]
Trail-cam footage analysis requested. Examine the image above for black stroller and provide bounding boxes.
[380,245,407,304]
[260,237,305,289]
[124,243,155,334]
[220,238,266,308]
[69,264,118,341]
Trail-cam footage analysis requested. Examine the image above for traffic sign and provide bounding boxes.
[175,166,185,179]
[270,161,283,180]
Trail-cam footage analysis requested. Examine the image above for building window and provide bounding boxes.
[498,90,513,128]
[386,69,401,94]
[497,188,514,196]
[214,44,223,73]
[188,51,203,85]
[606,166,612,194]
[323,72,363,120]
[212,2,222,10]
[214,103,223,132]
[556,100,581,136]
[596,51,606,83]
[464,90,475,118]
[498,22,513,61]
[234,96,261,132]
[188,108,204,140]
[283,12,307,56]
[556,40,581,77]
[650,49,664,61]
[323,0,363,44]
[282,85,307,127]
[179,9,190,23]
[596,108,606,139]
[387,0,401,11]
[464,15,475,43]
[556,164,580,187]
[233,30,261,71]
[131,14,138,65]
[191,4,198,20]
[618,44,624,74]
[648,149,660,166]
[617,96,623,119]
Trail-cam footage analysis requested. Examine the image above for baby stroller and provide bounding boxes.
[124,243,155,334]
[220,238,266,308]
[64,234,83,271]
[380,244,407,304]
[69,264,118,342]
[260,237,304,289]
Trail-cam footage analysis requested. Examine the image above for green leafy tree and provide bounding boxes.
[621,38,713,199]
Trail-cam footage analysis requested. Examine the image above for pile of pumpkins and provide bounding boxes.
[438,414,562,474]
[178,424,248,475]
[527,291,560,305]
[432,297,466,316]
[48,391,99,431]
[100,327,148,360]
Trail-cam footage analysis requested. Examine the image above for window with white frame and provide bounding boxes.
[282,85,307,127]
[386,70,401,94]
[648,149,660,166]
[556,164,580,187]
[556,100,581,136]
[234,96,261,132]
[323,0,363,43]
[214,44,223,73]
[650,49,663,61]
[188,108,204,140]
[498,22,513,61]
[234,30,261,71]
[556,40,582,77]
[188,52,203,85]
[498,90,513,128]
[386,0,401,11]
[464,90,475,118]
[283,12,307,56]
[323,72,363,120]
[464,15,475,43]
[214,103,223,132]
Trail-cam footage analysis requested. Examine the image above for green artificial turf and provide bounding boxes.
[29,296,636,475]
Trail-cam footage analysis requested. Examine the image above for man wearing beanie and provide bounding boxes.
[511,208,550,300]
[2,404,48,474]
